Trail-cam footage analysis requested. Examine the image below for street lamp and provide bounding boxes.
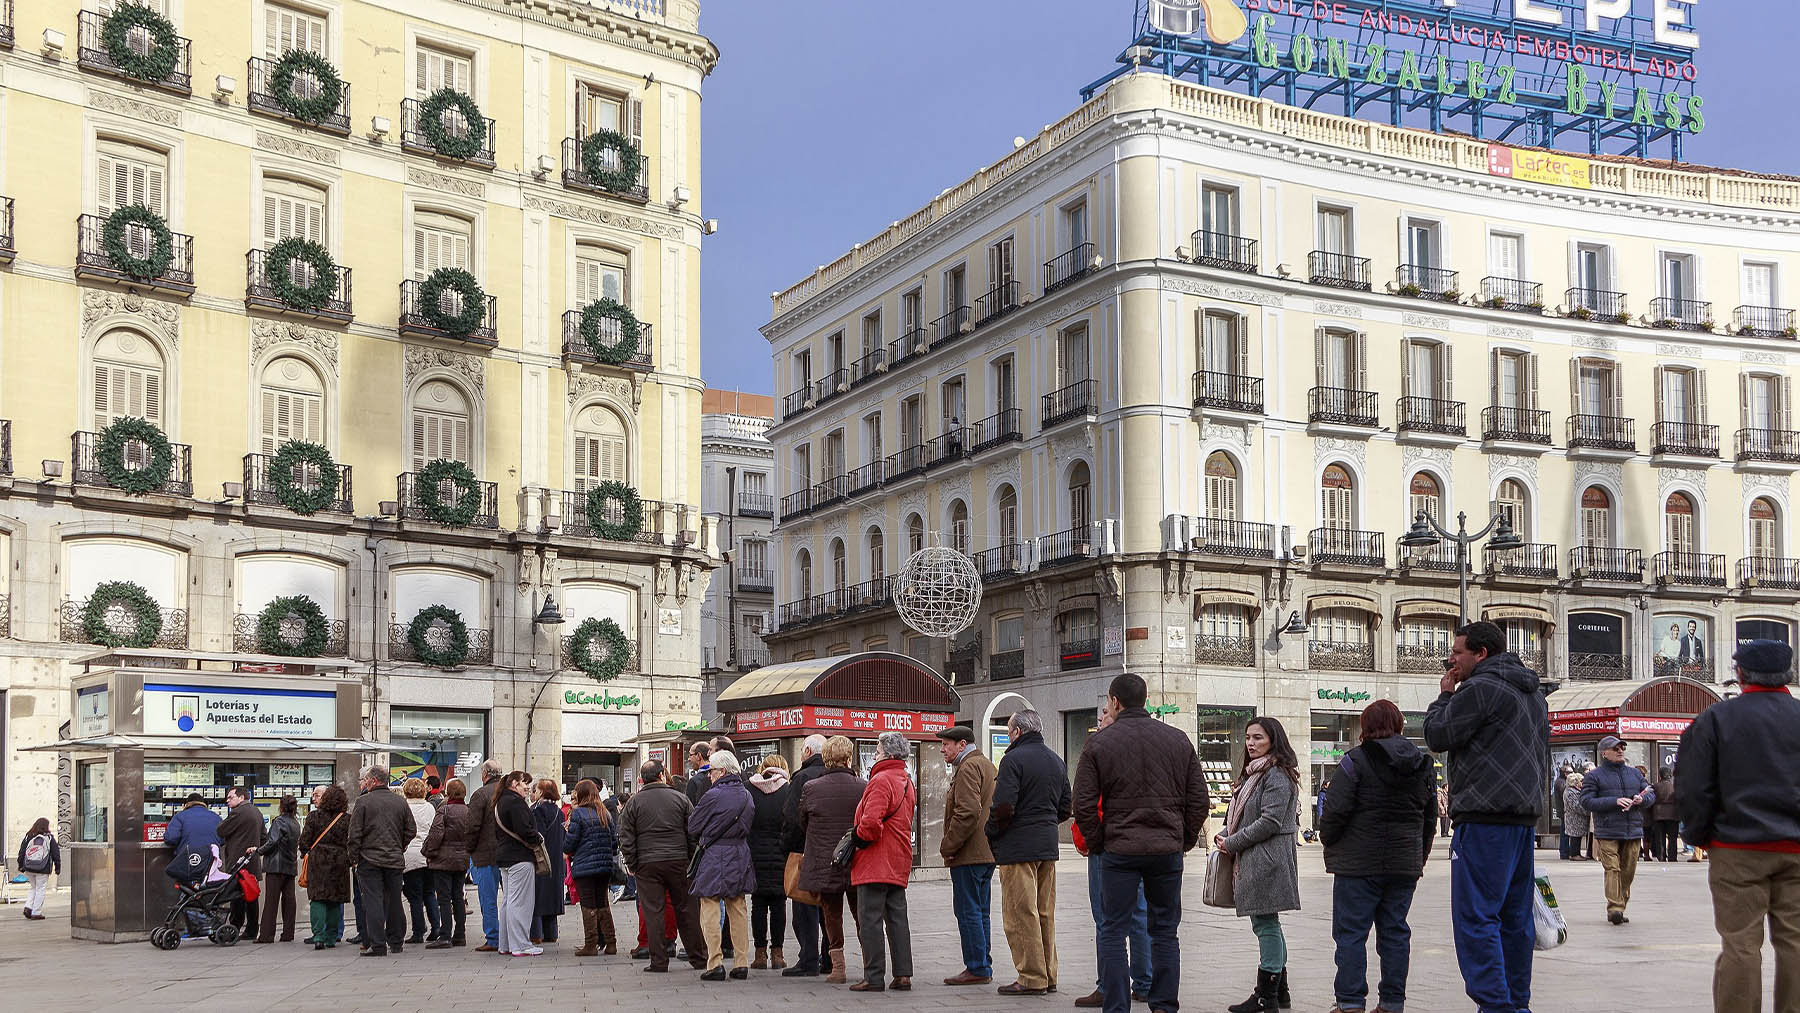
[1396,508,1525,623]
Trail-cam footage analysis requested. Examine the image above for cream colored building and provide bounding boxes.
[762,72,1800,795]
[0,0,717,846]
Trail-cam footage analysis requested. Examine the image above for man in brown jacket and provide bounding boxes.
[462,759,505,951]
[218,785,265,934]
[937,726,997,986]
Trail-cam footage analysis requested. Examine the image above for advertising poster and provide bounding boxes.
[143,683,337,738]
[1652,614,1710,680]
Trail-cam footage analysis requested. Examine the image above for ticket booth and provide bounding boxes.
[714,652,960,870]
[31,648,388,942]
[1546,676,1721,840]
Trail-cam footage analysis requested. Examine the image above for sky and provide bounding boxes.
[697,0,1800,396]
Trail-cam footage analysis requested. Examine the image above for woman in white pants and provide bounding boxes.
[16,818,60,920]
[491,771,545,956]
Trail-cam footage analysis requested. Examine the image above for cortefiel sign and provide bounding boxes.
[143,683,338,739]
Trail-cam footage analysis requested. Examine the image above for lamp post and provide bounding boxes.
[1396,509,1525,624]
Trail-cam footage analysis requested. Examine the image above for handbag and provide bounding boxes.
[833,784,905,871]
[1201,848,1236,908]
[784,852,820,906]
[296,812,343,890]
[498,806,552,876]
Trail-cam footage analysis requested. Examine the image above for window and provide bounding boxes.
[1490,349,1537,410]
[793,349,813,394]
[1403,339,1452,400]
[1068,461,1092,531]
[1202,312,1245,377]
[1202,185,1238,236]
[826,332,845,378]
[742,471,767,498]
[1059,324,1090,386]
[1502,619,1544,660]
[1750,498,1781,559]
[1321,464,1356,530]
[391,565,484,625]
[575,245,628,306]
[994,614,1024,652]
[1665,492,1697,554]
[1058,607,1099,644]
[863,412,882,464]
[796,550,812,599]
[1489,231,1524,280]
[822,429,845,481]
[265,2,327,57]
[1660,252,1697,302]
[412,210,472,279]
[1575,242,1612,294]
[792,445,811,492]
[1743,261,1779,308]
[1062,201,1089,253]
[258,356,325,453]
[1497,478,1531,540]
[740,538,768,573]
[1315,328,1364,390]
[262,177,326,250]
[906,514,925,556]
[987,237,1015,291]
[991,356,1015,414]
[863,636,889,652]
[866,527,884,581]
[941,376,967,431]
[1316,205,1352,254]
[1581,486,1613,547]
[410,380,471,469]
[572,404,628,490]
[1397,617,1451,651]
[900,395,924,449]
[1404,218,1441,271]
[96,139,168,262]
[414,43,472,98]
[950,501,970,555]
[1408,472,1442,521]
[1572,358,1621,417]
[93,329,165,428]
[1656,366,1707,425]
[861,311,882,360]
[1196,604,1248,639]
[996,485,1018,545]
[944,265,967,313]
[1742,374,1791,432]
[238,553,343,621]
[1309,607,1368,645]
[901,289,922,338]
[904,632,930,663]
[576,81,638,139]
[830,539,847,590]
[1204,452,1238,521]
[561,582,636,641]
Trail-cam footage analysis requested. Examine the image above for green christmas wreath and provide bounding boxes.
[579,299,642,365]
[585,480,643,540]
[417,267,487,336]
[82,580,164,648]
[101,4,181,84]
[580,129,643,193]
[268,440,340,515]
[96,416,173,494]
[269,49,344,124]
[568,617,631,682]
[102,205,175,280]
[265,237,339,311]
[417,458,482,526]
[418,88,487,160]
[255,595,329,657]
[407,604,470,668]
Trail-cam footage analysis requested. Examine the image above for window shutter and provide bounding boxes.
[1489,349,1501,408]
[94,365,113,425]
[1439,343,1454,401]
[140,368,162,424]
[1740,373,1752,432]
[1527,353,1540,412]
[410,415,427,471]
[412,226,429,280]
[414,48,431,95]
[1786,376,1795,432]
[629,99,643,150]
[1696,368,1709,425]
[575,257,600,305]
[1234,320,1249,377]
[1354,332,1367,391]
[452,416,469,464]
[1313,328,1324,387]
[1399,337,1413,397]
[1566,238,1580,289]
[1653,366,1665,423]
[261,390,279,454]
[1569,357,1581,416]
[1610,366,1625,419]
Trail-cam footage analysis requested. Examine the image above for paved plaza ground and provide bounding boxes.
[0,842,1760,1011]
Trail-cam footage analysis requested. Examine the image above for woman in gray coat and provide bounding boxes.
[1563,772,1591,860]
[1215,716,1302,1013]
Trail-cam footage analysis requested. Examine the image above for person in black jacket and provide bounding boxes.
[255,795,302,943]
[780,734,831,977]
[746,754,792,969]
[988,708,1072,997]
[1579,735,1655,926]
[1320,700,1436,1013]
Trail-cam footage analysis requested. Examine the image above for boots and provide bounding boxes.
[771,946,786,969]
[752,946,768,970]
[1277,968,1291,1009]
[1226,970,1280,1013]
[825,947,847,984]
[597,904,617,955]
[574,908,600,957]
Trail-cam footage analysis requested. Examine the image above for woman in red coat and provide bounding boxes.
[849,731,917,992]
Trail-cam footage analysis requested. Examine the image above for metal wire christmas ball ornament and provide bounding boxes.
[893,545,983,639]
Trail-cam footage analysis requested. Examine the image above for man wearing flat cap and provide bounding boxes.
[1678,638,1800,1011]
[1578,733,1655,925]
[936,725,997,986]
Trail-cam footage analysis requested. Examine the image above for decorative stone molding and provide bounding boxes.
[1025,581,1050,612]
[567,370,637,409]
[898,489,927,524]
[1401,311,1450,330]
[1486,323,1535,341]
[1658,468,1708,507]
[1572,333,1619,350]
[403,344,484,395]
[1655,342,1703,359]
[90,88,182,127]
[1161,276,1284,308]
[986,454,1022,497]
[250,319,338,370]
[1574,462,1625,490]
[1050,426,1096,462]
[253,129,339,166]
[1202,420,1251,453]
[83,290,180,349]
[1743,349,1784,364]
[1402,444,1453,479]
[1314,437,1367,469]
[939,472,973,507]
[1037,283,1122,328]
[1741,471,1790,501]
[1488,453,1540,484]
[822,516,849,547]
[407,165,485,199]
[1312,300,1363,318]
[522,193,686,242]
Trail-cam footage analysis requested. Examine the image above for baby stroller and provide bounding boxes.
[149,853,255,950]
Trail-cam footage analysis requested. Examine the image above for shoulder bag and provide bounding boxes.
[498,804,552,876]
[296,812,343,890]
[1201,848,1235,908]
[834,779,906,871]
[688,798,750,881]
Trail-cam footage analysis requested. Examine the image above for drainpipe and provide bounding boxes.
[725,465,737,667]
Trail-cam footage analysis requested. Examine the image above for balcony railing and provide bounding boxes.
[1195,635,1255,668]
[1740,556,1800,591]
[1194,371,1264,414]
[1654,551,1727,587]
[778,597,821,628]
[1044,243,1095,293]
[975,281,1021,327]
[885,444,929,482]
[933,305,973,344]
[0,420,9,476]
[1309,527,1385,567]
[561,137,650,202]
[1060,638,1102,671]
[1569,652,1631,682]
[1397,264,1459,300]
[1482,406,1552,444]
[1649,296,1715,331]
[78,10,191,93]
[813,368,850,403]
[75,214,195,294]
[736,567,774,593]
[1569,546,1644,582]
[844,577,892,612]
[1308,387,1378,427]
[850,347,886,386]
[1190,517,1276,559]
[232,612,349,657]
[888,326,929,365]
[390,624,493,666]
[243,452,352,515]
[1651,421,1719,458]
[925,431,967,469]
[400,97,496,168]
[812,474,850,509]
[246,249,353,322]
[0,1,12,50]
[1490,542,1559,579]
[1309,641,1374,672]
[738,491,774,517]
[1567,287,1628,321]
[399,279,498,347]
[1399,542,1464,573]
[0,196,13,262]
[1038,526,1097,567]
[990,649,1026,681]
[1396,644,1448,673]
[1735,305,1797,338]
[1480,277,1544,313]
[1043,379,1097,428]
[782,388,812,420]
[559,489,663,543]
[1567,414,1635,452]
[973,543,1026,583]
[780,488,814,519]
[1396,396,1466,436]
[1736,429,1800,464]
[247,56,350,134]
[72,430,192,496]
[1652,653,1713,683]
[62,598,188,650]
[845,460,885,497]
[1309,251,1372,290]
[561,310,652,370]
[397,470,499,529]
[969,408,1023,453]
[1190,230,1258,273]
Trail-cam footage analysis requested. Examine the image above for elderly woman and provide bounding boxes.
[849,732,917,993]
[690,751,757,980]
[1563,772,1591,861]
[797,735,868,984]
[747,754,792,969]
[300,784,351,950]
[400,778,440,944]
[1216,717,1303,1013]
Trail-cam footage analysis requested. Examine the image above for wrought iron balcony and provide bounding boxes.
[781,387,812,420]
[933,305,973,344]
[1309,641,1374,672]
[396,470,499,529]
[1399,542,1464,573]
[885,444,929,483]
[559,489,663,542]
[1044,243,1096,293]
[61,598,188,650]
[1489,542,1559,579]
[779,488,813,519]
[1654,551,1727,587]
[0,1,12,49]
[925,431,967,469]
[400,97,496,168]
[399,279,497,348]
[1480,277,1544,313]
[246,249,352,322]
[1189,517,1276,559]
[1195,635,1255,668]
[975,281,1021,327]
[845,460,885,497]
[561,137,650,202]
[1039,526,1097,567]
[75,213,195,295]
[1396,644,1448,673]
[813,368,850,403]
[1652,653,1713,683]
[1190,230,1258,273]
[78,10,191,93]
[974,543,1026,582]
[1194,371,1264,414]
[812,474,850,509]
[888,326,929,365]
[1396,396,1466,436]
[1042,379,1097,428]
[1567,414,1635,452]
[738,491,774,518]
[844,577,893,612]
[72,430,192,496]
[1651,421,1719,458]
[1566,287,1628,321]
[232,612,348,657]
[736,567,774,593]
[1735,305,1797,338]
[1569,652,1631,682]
[1482,406,1552,444]
[243,452,352,515]
[990,649,1026,681]
[969,408,1023,453]
[1059,638,1102,671]
[247,56,350,134]
[850,347,886,386]
[1308,527,1384,567]
[390,623,493,666]
[1739,556,1800,591]
[1309,251,1372,291]
[0,420,9,476]
[561,309,652,370]
[1569,546,1643,582]
[778,597,822,628]
[0,197,13,263]
[1308,387,1378,427]
[1397,264,1459,300]
[1649,296,1715,331]
[1736,429,1800,464]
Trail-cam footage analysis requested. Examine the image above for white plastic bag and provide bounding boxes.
[1532,874,1567,950]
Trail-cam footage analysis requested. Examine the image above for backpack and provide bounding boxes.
[20,834,52,874]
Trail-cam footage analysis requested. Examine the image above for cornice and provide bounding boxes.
[464,0,719,75]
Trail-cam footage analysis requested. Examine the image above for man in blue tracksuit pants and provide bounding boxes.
[1424,620,1549,1013]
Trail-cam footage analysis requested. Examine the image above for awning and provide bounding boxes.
[1484,603,1554,625]
[24,734,393,752]
[1396,600,1459,620]
[715,651,960,712]
[1197,589,1261,611]
[1307,593,1379,616]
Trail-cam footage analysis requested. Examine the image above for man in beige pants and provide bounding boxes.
[986,709,1072,997]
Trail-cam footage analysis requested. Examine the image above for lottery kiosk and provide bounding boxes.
[36,648,386,942]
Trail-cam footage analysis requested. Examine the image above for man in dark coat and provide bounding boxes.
[348,765,416,956]
[988,709,1072,997]
[618,760,707,972]
[780,733,832,976]
[686,741,714,804]
[1579,734,1655,925]
[218,785,266,934]
[462,759,505,951]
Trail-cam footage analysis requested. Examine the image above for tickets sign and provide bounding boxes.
[731,705,955,740]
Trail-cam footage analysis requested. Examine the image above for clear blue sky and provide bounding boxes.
[698,0,1798,395]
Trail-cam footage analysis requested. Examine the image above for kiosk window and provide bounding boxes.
[78,759,111,843]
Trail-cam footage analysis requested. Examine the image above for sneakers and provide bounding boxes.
[512,946,544,956]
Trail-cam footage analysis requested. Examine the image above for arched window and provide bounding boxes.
[258,355,325,453]
[830,538,847,591]
[1068,461,1092,531]
[950,501,970,555]
[1205,452,1238,521]
[867,527,885,581]
[93,328,165,428]
[1409,472,1442,520]
[1580,486,1612,547]
[1750,497,1781,560]
[906,514,925,556]
[1496,478,1530,540]
[1665,492,1696,554]
[411,380,472,469]
[796,549,812,600]
[996,485,1018,546]
[572,403,628,491]
[1321,464,1356,530]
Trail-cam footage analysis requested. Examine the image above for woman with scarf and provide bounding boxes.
[746,754,792,969]
[1215,716,1302,1013]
